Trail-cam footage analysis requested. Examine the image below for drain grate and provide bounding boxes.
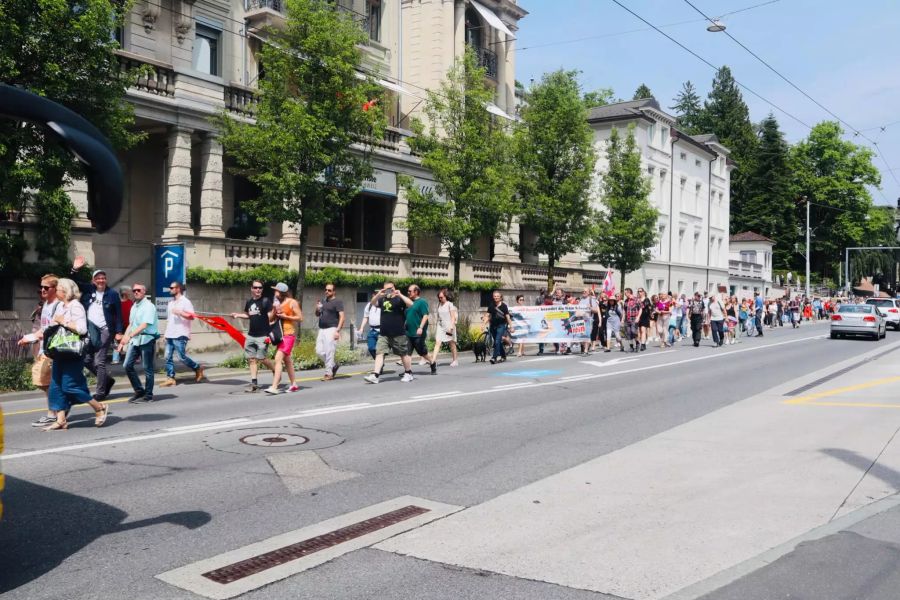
[202,505,430,584]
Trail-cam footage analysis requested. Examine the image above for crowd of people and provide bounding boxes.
[17,261,838,430]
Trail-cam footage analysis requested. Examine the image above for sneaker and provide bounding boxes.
[364,374,380,384]
[130,394,153,403]
[449,360,458,367]
[104,377,116,396]
[332,365,339,377]
[245,383,259,393]
[159,377,177,387]
[400,372,415,383]
[195,366,205,382]
[127,391,146,403]
[604,349,611,353]
[418,358,428,366]
[31,415,56,427]
[430,361,437,375]
[264,387,282,395]
[288,384,300,392]
[489,358,496,364]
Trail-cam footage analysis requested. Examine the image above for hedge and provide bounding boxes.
[187,265,499,292]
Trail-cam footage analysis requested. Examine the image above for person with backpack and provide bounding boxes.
[688,292,705,347]
[709,293,726,347]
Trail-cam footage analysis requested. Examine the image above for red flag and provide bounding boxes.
[194,315,246,348]
[362,98,378,112]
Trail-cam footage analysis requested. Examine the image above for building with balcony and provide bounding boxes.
[584,98,733,298]
[728,231,775,299]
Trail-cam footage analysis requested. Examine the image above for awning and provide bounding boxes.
[354,71,424,100]
[470,0,514,38]
[486,102,517,121]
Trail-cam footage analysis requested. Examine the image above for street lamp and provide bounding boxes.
[706,19,726,32]
[803,196,810,300]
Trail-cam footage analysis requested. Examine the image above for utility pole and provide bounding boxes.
[804,196,810,300]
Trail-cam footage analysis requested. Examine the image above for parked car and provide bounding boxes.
[831,303,886,340]
[865,298,900,330]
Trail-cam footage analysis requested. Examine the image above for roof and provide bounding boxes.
[691,134,717,144]
[587,98,661,121]
[730,231,775,243]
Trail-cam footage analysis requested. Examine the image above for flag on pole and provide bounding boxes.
[602,269,616,296]
[191,314,246,348]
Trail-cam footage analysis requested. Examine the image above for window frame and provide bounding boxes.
[193,23,222,77]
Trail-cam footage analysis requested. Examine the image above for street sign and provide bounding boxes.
[153,243,185,319]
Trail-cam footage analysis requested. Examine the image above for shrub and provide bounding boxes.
[0,359,34,393]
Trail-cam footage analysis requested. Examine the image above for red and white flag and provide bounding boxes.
[602,270,616,296]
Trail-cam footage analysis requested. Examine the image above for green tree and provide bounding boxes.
[0,0,137,269]
[742,114,796,269]
[698,66,758,234]
[633,83,653,100]
[515,70,596,290]
[401,48,516,296]
[216,0,385,299]
[670,80,703,134]
[589,125,658,290]
[791,121,883,282]
[583,87,616,109]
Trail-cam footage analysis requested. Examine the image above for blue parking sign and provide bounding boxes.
[153,244,185,318]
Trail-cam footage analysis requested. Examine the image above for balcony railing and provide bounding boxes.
[116,50,175,97]
[225,84,257,116]
[729,259,763,279]
[478,47,498,79]
[308,247,401,277]
[246,0,283,11]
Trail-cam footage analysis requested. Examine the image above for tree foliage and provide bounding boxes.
[583,87,616,109]
[216,0,385,298]
[402,48,517,295]
[589,125,658,290]
[515,70,596,290]
[0,0,137,269]
[670,80,704,135]
[633,83,653,100]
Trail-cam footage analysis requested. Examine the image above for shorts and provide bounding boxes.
[243,335,269,360]
[376,334,409,357]
[277,334,296,355]
[408,335,428,357]
[31,354,52,388]
[639,315,651,328]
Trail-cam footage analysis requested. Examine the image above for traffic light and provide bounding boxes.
[0,84,123,233]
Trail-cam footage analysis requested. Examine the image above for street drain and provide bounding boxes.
[239,433,309,448]
[201,505,431,584]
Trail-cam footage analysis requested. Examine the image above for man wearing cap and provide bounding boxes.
[159,281,204,387]
[72,256,123,401]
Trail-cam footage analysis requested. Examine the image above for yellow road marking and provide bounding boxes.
[784,376,900,407]
[2,369,371,416]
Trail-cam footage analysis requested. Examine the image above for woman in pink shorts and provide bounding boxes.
[265,283,303,394]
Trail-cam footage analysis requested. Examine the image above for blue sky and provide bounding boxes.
[513,0,900,206]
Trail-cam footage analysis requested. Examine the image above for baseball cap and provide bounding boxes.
[92,269,106,278]
[273,282,289,293]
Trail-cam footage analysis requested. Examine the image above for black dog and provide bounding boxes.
[472,332,488,362]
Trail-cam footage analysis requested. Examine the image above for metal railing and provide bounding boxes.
[246,0,284,11]
[478,47,498,79]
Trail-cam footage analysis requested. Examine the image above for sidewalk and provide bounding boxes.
[376,337,900,600]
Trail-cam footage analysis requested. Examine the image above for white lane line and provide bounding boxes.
[580,358,638,368]
[4,336,825,462]
[411,391,462,400]
[491,383,536,391]
[165,418,250,432]
[559,374,596,382]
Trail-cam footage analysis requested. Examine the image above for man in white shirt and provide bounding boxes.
[159,281,204,387]
[357,290,381,359]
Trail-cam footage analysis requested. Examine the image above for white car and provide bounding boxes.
[865,298,900,330]
[831,303,886,340]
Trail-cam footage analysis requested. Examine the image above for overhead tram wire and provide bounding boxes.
[680,0,900,192]
[608,0,810,131]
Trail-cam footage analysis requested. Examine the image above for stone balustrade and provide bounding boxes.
[308,247,402,277]
[116,50,175,97]
[225,84,257,116]
[410,256,451,279]
[226,240,294,270]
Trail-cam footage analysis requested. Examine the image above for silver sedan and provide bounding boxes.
[830,303,887,340]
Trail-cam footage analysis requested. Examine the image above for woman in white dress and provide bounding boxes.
[430,288,459,367]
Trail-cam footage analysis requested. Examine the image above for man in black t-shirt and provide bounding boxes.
[487,290,512,364]
[231,279,274,392]
[364,282,415,384]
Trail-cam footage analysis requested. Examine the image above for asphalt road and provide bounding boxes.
[1,322,896,600]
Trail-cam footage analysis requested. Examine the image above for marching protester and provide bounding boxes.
[18,274,62,427]
[71,257,122,401]
[358,290,381,359]
[119,282,159,403]
[405,284,436,374]
[112,286,132,364]
[160,281,204,387]
[688,291,705,347]
[709,293,727,347]
[753,291,765,337]
[231,279,274,393]
[266,282,302,394]
[431,288,459,366]
[364,282,414,384]
[637,288,651,351]
[605,293,624,353]
[315,283,345,381]
[623,288,642,352]
[487,290,513,364]
[42,278,110,430]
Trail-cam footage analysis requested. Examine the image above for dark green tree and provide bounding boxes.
[0,0,138,270]
[216,0,385,298]
[698,66,758,234]
[742,114,795,269]
[583,87,616,109]
[589,125,658,290]
[401,48,517,296]
[670,80,703,134]
[515,70,596,290]
[633,83,653,100]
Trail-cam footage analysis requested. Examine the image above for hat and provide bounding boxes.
[92,269,106,278]
[273,282,289,293]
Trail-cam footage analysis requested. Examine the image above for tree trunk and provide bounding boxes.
[546,254,556,292]
[453,255,461,301]
[296,223,308,308]
[619,267,625,294]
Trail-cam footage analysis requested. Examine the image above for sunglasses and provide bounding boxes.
[325,289,335,292]
[132,289,145,293]
[251,286,263,290]
[40,285,54,291]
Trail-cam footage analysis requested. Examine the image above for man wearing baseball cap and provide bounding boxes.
[72,256,123,401]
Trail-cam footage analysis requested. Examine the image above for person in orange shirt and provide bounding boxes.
[265,283,303,394]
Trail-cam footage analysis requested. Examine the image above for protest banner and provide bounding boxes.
[508,304,592,344]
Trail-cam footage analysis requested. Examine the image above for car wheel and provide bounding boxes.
[830,332,838,339]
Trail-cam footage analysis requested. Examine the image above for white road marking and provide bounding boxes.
[580,358,638,368]
[165,418,250,432]
[4,336,825,462]
[491,383,536,391]
[411,391,463,400]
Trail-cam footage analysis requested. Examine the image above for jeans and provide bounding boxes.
[165,336,199,378]
[366,328,379,359]
[690,314,703,346]
[125,340,155,398]
[48,357,93,412]
[490,324,508,359]
[711,319,725,346]
[83,326,112,398]
[755,309,764,335]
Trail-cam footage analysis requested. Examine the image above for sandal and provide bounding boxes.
[42,421,68,431]
[95,403,109,427]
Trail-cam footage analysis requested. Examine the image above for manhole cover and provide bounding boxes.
[240,433,309,447]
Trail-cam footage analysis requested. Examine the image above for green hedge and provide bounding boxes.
[0,359,35,393]
[187,265,499,292]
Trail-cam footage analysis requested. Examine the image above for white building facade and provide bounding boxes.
[728,231,775,299]
[586,99,732,297]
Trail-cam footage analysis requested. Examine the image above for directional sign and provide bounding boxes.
[153,243,185,319]
[580,358,638,368]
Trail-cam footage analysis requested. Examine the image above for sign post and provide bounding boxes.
[153,243,185,319]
